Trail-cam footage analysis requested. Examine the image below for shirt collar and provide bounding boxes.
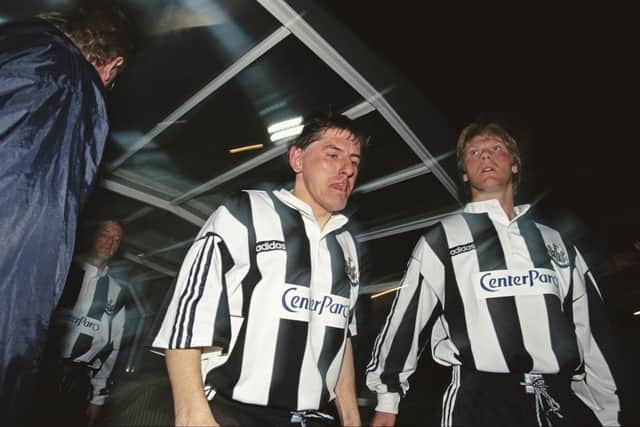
[77,258,109,278]
[463,198,531,224]
[273,188,349,232]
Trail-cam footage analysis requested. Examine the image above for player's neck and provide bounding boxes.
[86,254,108,271]
[471,188,516,220]
[291,186,332,231]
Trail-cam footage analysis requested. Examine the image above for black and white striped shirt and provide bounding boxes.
[366,199,620,425]
[153,189,360,411]
[52,261,126,405]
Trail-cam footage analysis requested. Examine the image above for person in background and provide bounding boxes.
[0,2,134,424]
[36,220,128,426]
[153,111,369,426]
[366,120,621,426]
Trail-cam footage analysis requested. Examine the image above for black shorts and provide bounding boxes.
[30,359,92,426]
[437,367,601,427]
[209,393,337,427]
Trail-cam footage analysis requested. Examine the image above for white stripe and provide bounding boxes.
[298,328,325,409]
[441,365,461,427]
[440,366,454,427]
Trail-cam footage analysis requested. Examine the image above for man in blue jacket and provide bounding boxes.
[0,2,134,424]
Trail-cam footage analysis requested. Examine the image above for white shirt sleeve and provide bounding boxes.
[152,205,249,352]
[366,236,444,414]
[570,247,621,426]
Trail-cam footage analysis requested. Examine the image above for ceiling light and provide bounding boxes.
[229,143,264,154]
[267,117,303,134]
[270,125,304,142]
[633,310,640,316]
[370,285,404,300]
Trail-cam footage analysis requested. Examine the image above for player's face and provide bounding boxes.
[462,134,518,199]
[93,221,123,261]
[290,128,361,220]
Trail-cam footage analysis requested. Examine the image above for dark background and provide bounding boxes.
[321,2,638,246]
[321,3,640,426]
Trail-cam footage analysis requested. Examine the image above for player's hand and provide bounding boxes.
[370,410,396,427]
[86,403,102,426]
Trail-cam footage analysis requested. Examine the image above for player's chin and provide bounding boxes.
[331,199,349,213]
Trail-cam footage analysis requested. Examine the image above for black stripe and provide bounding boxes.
[268,319,308,409]
[326,232,351,298]
[70,333,93,358]
[205,192,261,395]
[424,223,476,369]
[57,263,85,309]
[271,196,311,287]
[517,217,553,269]
[88,275,109,319]
[563,245,583,375]
[464,213,533,373]
[90,341,113,366]
[418,300,444,357]
[367,286,402,373]
[463,213,507,271]
[380,274,425,394]
[228,193,262,317]
[584,271,622,388]
[563,245,576,317]
[544,294,579,374]
[530,228,581,374]
[174,235,211,347]
[317,326,344,406]
[211,239,234,353]
[165,239,204,348]
[485,296,533,372]
[170,237,207,346]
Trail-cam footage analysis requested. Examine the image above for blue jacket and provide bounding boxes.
[0,18,109,422]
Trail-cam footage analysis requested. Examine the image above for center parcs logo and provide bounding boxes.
[472,268,561,299]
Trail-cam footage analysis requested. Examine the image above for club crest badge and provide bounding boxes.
[345,257,359,286]
[105,299,117,316]
[546,243,569,268]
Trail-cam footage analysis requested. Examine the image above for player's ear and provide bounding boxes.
[289,146,304,173]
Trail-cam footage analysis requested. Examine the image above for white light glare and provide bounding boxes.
[269,125,304,142]
[633,310,640,316]
[267,117,303,134]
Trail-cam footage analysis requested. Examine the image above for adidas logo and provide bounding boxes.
[449,243,475,256]
[256,240,286,253]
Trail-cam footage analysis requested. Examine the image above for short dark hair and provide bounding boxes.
[456,120,522,199]
[40,0,135,67]
[291,110,370,152]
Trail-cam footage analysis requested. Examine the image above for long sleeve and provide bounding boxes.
[90,304,125,405]
[152,203,248,352]
[570,247,621,426]
[366,236,444,414]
